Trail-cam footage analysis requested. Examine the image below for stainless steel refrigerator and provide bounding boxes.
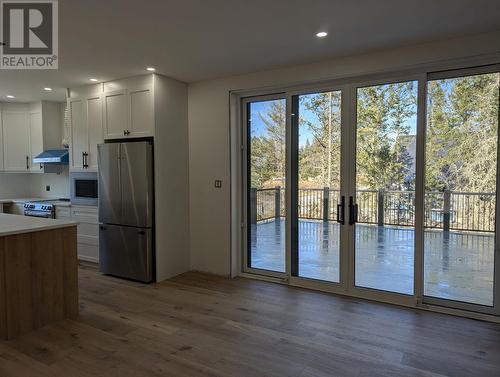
[98,141,154,282]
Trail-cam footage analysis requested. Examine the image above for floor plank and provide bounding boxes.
[1,266,500,376]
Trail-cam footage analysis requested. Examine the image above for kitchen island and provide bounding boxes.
[0,213,78,340]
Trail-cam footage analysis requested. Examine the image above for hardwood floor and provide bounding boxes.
[1,266,500,377]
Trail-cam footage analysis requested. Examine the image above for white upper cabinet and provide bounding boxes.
[103,89,128,139]
[87,95,103,171]
[2,111,30,171]
[128,86,154,138]
[102,78,154,139]
[69,94,103,172]
[28,111,43,172]
[69,97,86,170]
[68,74,157,171]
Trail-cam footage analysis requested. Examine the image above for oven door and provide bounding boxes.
[24,210,54,218]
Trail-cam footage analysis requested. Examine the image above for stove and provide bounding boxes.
[23,202,55,218]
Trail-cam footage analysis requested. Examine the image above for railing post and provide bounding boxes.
[443,189,451,232]
[275,186,281,220]
[378,189,385,226]
[250,188,257,224]
[323,187,329,222]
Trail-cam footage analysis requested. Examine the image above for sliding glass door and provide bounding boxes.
[354,80,418,295]
[245,96,287,274]
[423,69,500,309]
[295,90,343,283]
[242,64,500,316]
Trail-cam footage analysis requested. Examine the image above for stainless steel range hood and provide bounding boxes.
[33,149,69,173]
[33,149,69,164]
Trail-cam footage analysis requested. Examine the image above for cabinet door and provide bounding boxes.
[69,98,87,171]
[103,90,128,139]
[2,111,29,171]
[28,111,43,172]
[129,86,154,137]
[0,113,4,171]
[87,95,103,171]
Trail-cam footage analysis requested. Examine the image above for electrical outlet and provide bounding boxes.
[214,180,222,188]
[46,185,50,191]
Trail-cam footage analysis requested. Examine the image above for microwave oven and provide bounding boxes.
[70,172,98,206]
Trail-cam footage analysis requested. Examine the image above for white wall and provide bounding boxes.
[29,169,70,198]
[0,173,31,198]
[188,31,500,276]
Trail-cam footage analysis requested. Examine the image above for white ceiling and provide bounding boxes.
[1,0,499,102]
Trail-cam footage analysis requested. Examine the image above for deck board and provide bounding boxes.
[251,220,494,305]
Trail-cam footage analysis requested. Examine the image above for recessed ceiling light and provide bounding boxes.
[89,78,98,82]
[316,31,328,38]
[44,87,52,91]
[146,67,156,72]
[6,95,14,99]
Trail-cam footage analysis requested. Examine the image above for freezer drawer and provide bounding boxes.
[99,224,153,282]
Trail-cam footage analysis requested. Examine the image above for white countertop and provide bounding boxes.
[0,198,72,206]
[0,213,77,237]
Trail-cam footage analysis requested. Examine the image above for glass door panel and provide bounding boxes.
[424,72,499,306]
[247,98,287,273]
[297,91,342,282]
[354,81,418,295]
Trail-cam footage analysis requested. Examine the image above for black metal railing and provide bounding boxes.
[251,187,496,233]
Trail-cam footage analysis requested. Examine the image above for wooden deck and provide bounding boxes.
[251,220,494,305]
[1,266,500,376]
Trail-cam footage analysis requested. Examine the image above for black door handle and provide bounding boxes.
[348,196,358,225]
[26,155,29,170]
[82,152,88,168]
[336,196,345,225]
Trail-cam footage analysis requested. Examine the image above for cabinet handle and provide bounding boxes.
[123,130,126,136]
[82,152,89,168]
[26,155,29,170]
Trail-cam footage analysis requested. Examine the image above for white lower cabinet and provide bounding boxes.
[55,206,71,220]
[56,205,99,263]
